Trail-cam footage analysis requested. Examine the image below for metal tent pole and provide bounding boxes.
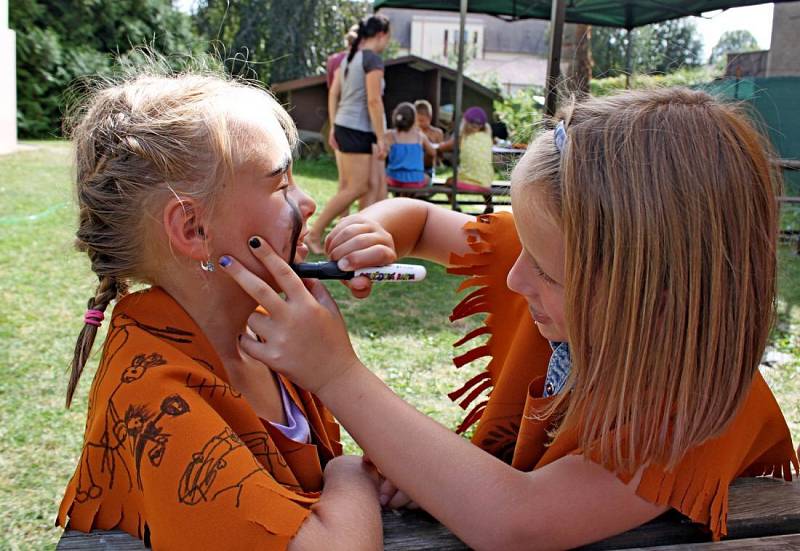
[625,28,633,89]
[544,0,566,117]
[451,0,467,211]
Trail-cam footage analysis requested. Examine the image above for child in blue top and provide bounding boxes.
[385,102,438,189]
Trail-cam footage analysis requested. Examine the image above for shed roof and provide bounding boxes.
[271,54,501,100]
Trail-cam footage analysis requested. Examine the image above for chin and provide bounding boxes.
[533,322,567,343]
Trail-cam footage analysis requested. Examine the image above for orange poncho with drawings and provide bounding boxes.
[447,212,798,540]
[57,287,342,550]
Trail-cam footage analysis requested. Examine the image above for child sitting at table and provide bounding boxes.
[414,100,444,177]
[56,66,381,550]
[385,102,438,190]
[438,106,494,192]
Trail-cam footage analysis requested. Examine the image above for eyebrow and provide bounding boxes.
[267,155,292,178]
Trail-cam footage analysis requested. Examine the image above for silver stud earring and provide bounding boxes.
[200,259,215,272]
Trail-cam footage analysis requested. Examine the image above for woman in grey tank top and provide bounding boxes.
[308,14,390,253]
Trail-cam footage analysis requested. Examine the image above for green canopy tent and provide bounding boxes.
[373,0,787,210]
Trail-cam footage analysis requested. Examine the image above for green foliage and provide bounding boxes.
[194,0,372,83]
[709,29,761,65]
[590,66,718,97]
[11,0,202,138]
[592,19,703,78]
[493,86,544,145]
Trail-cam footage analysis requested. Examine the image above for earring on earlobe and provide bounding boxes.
[200,259,215,272]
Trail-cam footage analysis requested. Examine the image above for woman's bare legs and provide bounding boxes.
[308,152,371,252]
[335,150,346,193]
[359,144,387,210]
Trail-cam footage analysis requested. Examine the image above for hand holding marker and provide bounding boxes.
[292,261,426,282]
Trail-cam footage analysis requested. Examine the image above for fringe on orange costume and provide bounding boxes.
[447,212,798,541]
[57,287,341,550]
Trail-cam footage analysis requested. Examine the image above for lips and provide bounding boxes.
[528,304,552,324]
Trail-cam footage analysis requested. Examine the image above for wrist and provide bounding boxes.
[316,358,368,407]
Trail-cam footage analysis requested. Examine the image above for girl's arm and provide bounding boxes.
[365,70,386,156]
[421,133,438,158]
[327,69,342,151]
[289,456,382,551]
[324,198,472,269]
[221,248,669,551]
[437,136,454,152]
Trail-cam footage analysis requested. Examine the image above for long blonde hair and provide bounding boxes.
[514,88,779,471]
[65,65,296,407]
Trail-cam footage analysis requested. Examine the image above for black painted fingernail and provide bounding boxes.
[249,237,261,249]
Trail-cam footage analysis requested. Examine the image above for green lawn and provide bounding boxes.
[1,142,798,549]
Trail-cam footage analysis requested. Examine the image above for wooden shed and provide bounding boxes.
[271,55,500,136]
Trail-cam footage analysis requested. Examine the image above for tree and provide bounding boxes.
[591,18,702,78]
[591,26,629,78]
[634,19,703,74]
[194,0,371,83]
[709,30,760,65]
[11,0,201,138]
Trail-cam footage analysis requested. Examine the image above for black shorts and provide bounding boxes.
[334,124,376,154]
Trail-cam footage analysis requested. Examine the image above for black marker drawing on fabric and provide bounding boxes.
[178,428,298,506]
[185,373,242,399]
[132,394,190,489]
[89,313,195,413]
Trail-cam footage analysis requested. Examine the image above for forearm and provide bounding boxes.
[290,460,382,550]
[328,96,338,129]
[367,99,384,142]
[317,364,533,550]
[357,198,472,265]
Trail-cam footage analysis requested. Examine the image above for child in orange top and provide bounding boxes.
[219,88,798,549]
[57,69,381,550]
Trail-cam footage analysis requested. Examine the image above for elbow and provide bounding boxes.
[367,97,383,110]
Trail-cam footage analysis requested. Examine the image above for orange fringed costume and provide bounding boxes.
[447,212,798,540]
[57,287,341,549]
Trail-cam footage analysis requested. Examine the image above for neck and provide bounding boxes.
[157,268,253,364]
[360,37,381,52]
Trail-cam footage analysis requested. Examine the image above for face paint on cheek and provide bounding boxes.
[283,189,302,263]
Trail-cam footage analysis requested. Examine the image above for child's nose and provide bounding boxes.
[292,187,316,219]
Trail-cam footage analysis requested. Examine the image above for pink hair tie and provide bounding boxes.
[84,309,105,327]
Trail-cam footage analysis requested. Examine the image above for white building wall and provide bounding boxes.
[410,15,484,63]
[0,0,16,154]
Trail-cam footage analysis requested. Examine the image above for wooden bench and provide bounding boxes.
[57,477,800,549]
[388,180,511,214]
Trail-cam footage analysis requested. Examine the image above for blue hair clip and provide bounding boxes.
[553,120,567,155]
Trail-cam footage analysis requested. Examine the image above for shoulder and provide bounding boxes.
[362,50,384,72]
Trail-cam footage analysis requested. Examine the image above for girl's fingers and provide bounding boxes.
[325,220,372,252]
[247,311,272,341]
[341,276,373,299]
[247,236,309,302]
[218,254,284,313]
[334,245,397,272]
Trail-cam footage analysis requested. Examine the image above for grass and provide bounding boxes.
[1,142,798,549]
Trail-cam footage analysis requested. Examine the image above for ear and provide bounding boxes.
[162,195,208,262]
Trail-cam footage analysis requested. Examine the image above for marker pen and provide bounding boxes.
[292,261,426,282]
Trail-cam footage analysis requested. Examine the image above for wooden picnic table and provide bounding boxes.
[57,477,800,550]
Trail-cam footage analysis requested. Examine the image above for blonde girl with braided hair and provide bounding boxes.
[57,68,382,550]
[219,88,798,549]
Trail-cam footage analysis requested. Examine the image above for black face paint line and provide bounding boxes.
[283,188,302,263]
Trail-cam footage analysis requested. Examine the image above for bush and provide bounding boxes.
[590,66,719,97]
[493,86,544,146]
